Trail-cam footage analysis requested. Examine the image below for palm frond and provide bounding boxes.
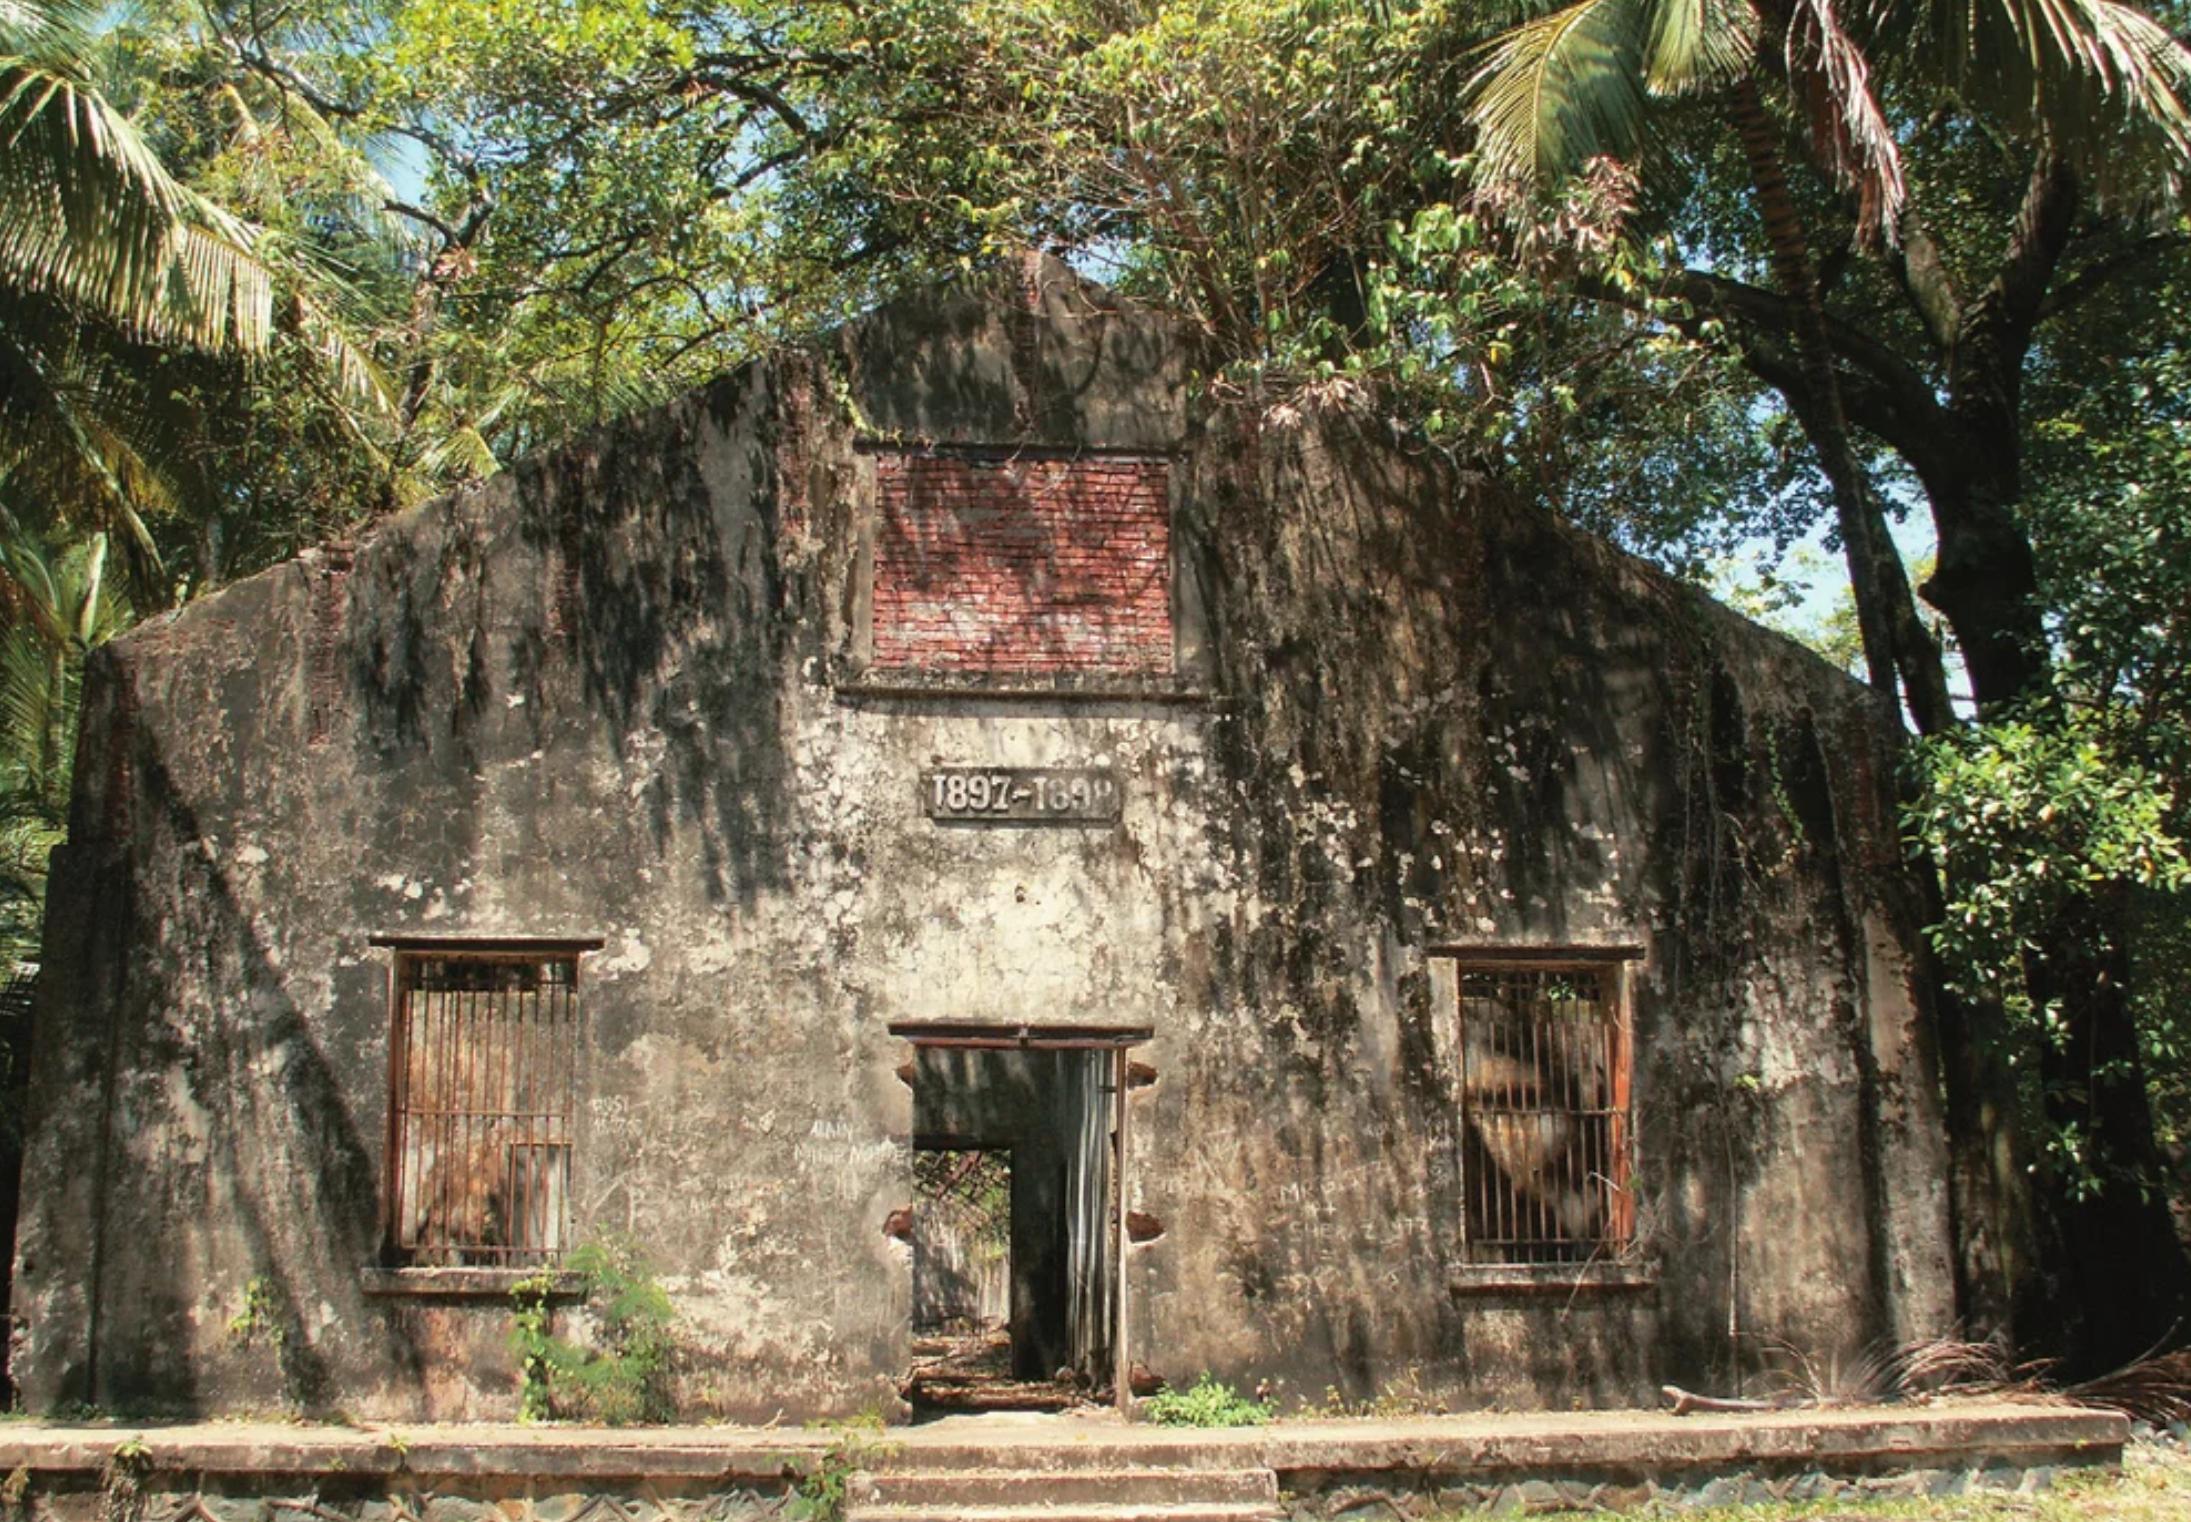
[1784,0,1906,241]
[0,524,62,645]
[68,527,102,645]
[290,286,398,415]
[0,3,44,50]
[0,524,125,821]
[2066,1347,2191,1425]
[1919,0,2191,195]
[0,632,59,792]
[0,0,94,57]
[0,325,168,571]
[1643,0,1755,95]
[0,58,274,350]
[414,420,501,483]
[1465,0,1660,188]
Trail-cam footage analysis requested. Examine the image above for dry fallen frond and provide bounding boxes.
[2064,1348,2191,1427]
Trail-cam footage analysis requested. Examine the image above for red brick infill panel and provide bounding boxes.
[872,453,1172,676]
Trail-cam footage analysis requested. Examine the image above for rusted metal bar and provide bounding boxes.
[387,950,581,1266]
[1457,963,1634,1264]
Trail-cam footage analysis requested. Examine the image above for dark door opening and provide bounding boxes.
[903,1038,1123,1415]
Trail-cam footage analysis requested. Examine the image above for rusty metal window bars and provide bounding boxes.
[384,950,579,1267]
[1455,963,1635,1264]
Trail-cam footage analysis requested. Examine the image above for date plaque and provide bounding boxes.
[922,767,1122,824]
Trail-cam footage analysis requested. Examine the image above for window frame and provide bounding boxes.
[1432,945,1640,1268]
[371,934,601,1270]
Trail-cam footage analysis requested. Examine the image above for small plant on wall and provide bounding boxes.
[511,1234,677,1424]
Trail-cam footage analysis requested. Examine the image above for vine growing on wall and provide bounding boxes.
[1657,600,1826,1393]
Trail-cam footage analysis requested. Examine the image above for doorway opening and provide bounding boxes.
[897,1026,1142,1417]
[909,1147,1014,1401]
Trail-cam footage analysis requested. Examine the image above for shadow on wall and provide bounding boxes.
[1150,1038,1658,1411]
[60,361,821,1416]
[1155,409,1906,1408]
[525,374,796,912]
[348,369,800,919]
[838,259,1184,450]
[74,744,402,1416]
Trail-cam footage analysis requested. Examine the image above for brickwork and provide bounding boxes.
[872,453,1172,676]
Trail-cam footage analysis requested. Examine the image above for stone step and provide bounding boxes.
[845,1506,1281,1522]
[863,1467,1280,1508]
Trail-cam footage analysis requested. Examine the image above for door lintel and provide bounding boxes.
[889,1021,1152,1050]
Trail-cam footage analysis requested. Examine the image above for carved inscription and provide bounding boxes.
[922,767,1122,824]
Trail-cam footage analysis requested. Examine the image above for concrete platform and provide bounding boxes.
[0,1400,2127,1520]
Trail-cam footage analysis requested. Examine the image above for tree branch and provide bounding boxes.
[1669,270,1944,418]
[1974,154,2080,370]
[383,201,459,247]
[2035,232,2191,323]
[1885,208,1961,354]
[1643,279,1967,490]
[685,56,818,142]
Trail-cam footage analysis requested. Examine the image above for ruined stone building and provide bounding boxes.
[10,263,1957,1421]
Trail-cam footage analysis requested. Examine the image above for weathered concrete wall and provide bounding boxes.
[1135,411,1957,1409]
[10,260,1954,1420]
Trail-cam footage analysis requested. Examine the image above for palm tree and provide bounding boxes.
[0,0,385,591]
[1,0,278,347]
[0,519,124,964]
[1465,0,2191,733]
[1465,0,2191,1369]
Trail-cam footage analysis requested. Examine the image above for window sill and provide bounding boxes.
[360,1267,585,1300]
[834,675,1215,707]
[1449,1262,1657,1296]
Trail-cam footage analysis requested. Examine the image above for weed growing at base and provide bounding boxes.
[1140,1373,1275,1427]
[511,1234,676,1424]
[790,1411,892,1522]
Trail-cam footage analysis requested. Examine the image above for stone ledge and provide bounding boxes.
[0,1402,2121,1487]
[1255,1406,2125,1481]
[358,1268,586,1300]
[1448,1262,1657,1295]
[0,1428,822,1484]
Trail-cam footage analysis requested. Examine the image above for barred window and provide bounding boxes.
[379,943,587,1267]
[1450,959,1635,1264]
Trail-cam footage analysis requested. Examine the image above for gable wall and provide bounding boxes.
[9,262,1953,1420]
